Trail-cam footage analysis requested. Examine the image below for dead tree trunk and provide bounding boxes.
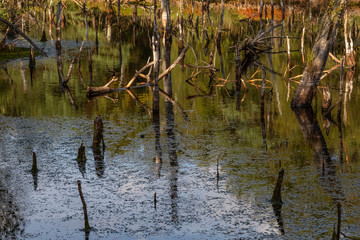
[40,6,47,41]
[291,0,347,108]
[56,1,65,88]
[259,0,264,29]
[344,11,355,68]
[152,0,160,121]
[216,0,224,50]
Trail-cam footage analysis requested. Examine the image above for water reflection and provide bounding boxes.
[260,68,267,150]
[0,171,23,239]
[93,116,105,178]
[153,116,162,177]
[271,168,285,235]
[293,107,343,202]
[167,100,179,224]
[164,33,179,224]
[2,4,360,239]
[343,68,355,125]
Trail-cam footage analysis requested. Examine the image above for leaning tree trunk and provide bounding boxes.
[291,0,347,108]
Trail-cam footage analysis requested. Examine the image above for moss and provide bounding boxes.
[0,46,39,61]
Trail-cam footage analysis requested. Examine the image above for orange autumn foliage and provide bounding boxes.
[238,7,287,21]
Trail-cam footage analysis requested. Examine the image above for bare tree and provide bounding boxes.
[291,0,347,108]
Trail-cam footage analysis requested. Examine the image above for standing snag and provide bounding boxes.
[291,0,347,108]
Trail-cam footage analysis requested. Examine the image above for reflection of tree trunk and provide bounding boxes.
[167,100,178,224]
[293,107,343,203]
[93,116,105,177]
[235,45,241,110]
[271,168,285,234]
[337,61,344,164]
[321,84,332,135]
[76,143,87,177]
[291,0,346,107]
[20,61,28,92]
[261,68,267,150]
[152,0,162,177]
[343,69,354,125]
[267,53,282,116]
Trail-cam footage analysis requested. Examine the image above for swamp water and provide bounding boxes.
[1,9,360,240]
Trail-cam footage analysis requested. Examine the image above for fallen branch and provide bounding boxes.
[126,58,154,87]
[87,82,151,98]
[184,63,216,70]
[89,44,189,97]
[289,64,340,81]
[157,44,189,82]
[0,16,48,57]
[329,52,341,64]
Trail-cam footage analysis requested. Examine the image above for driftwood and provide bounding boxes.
[0,16,47,57]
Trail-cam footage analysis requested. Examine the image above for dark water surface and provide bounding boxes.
[1,9,360,239]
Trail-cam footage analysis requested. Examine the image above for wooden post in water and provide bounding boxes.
[31,152,38,174]
[93,116,104,150]
[93,116,105,177]
[77,180,91,232]
[76,143,87,176]
[154,192,157,209]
